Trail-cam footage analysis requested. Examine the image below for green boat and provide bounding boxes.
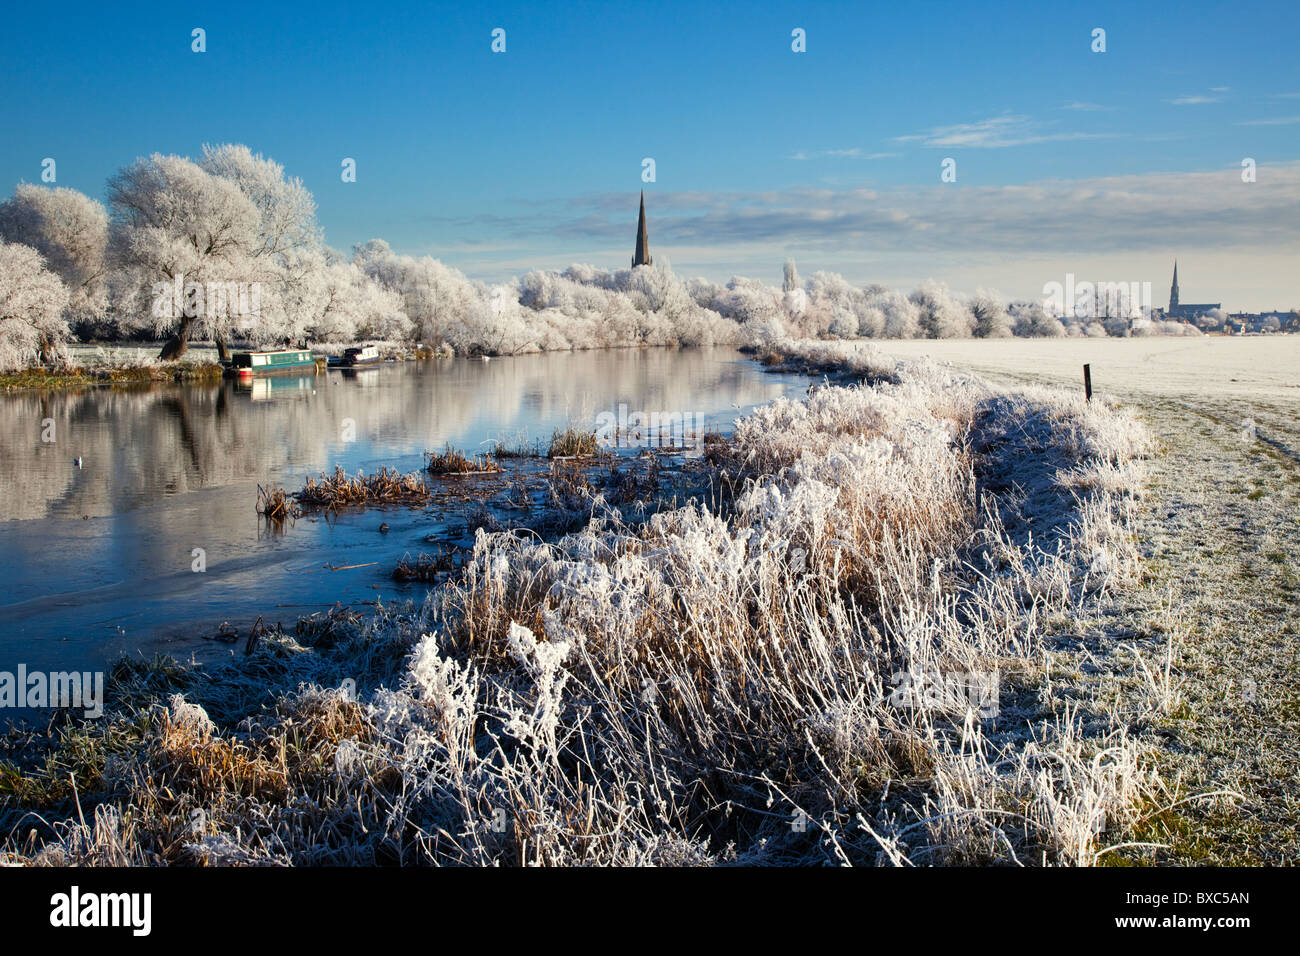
[229,349,318,379]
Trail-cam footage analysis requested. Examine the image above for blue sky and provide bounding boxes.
[2,0,1297,308]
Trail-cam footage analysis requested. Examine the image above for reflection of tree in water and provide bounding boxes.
[0,349,794,523]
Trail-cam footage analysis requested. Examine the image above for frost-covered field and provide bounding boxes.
[2,343,1179,866]
[866,334,1300,402]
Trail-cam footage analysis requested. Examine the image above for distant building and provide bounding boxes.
[1166,261,1220,320]
[632,191,652,268]
[1229,310,1296,333]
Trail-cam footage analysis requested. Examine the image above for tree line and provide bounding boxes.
[0,144,1204,372]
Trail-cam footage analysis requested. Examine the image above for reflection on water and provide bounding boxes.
[242,373,320,401]
[0,348,809,673]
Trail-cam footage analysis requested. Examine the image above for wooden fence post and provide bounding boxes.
[1083,363,1093,402]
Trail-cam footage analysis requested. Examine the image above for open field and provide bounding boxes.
[868,335,1300,403]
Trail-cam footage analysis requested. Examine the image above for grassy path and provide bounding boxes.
[1126,393,1300,863]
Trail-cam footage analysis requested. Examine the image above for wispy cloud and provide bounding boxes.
[1237,115,1300,126]
[1169,95,1223,105]
[452,165,1300,259]
[893,114,1111,148]
[788,148,900,160]
[1059,101,1112,112]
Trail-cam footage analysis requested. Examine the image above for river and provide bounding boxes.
[0,347,809,679]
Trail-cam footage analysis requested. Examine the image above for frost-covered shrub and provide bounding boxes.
[1131,318,1204,337]
[1010,301,1066,337]
[911,279,976,338]
[0,239,72,370]
[970,289,1013,338]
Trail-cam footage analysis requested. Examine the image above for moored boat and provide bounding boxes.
[328,345,382,367]
[228,349,318,378]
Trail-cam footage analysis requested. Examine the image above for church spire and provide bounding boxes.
[1170,260,1179,311]
[632,191,652,268]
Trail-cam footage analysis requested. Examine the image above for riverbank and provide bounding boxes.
[0,360,225,390]
[1,341,1178,866]
[0,339,430,392]
[856,336,1300,863]
[0,338,682,392]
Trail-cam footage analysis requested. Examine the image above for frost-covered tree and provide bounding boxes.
[515,263,735,351]
[0,184,108,328]
[782,258,800,293]
[1196,308,1227,331]
[875,289,920,338]
[107,154,261,358]
[801,271,853,337]
[0,240,72,371]
[257,247,329,346]
[711,277,788,344]
[1099,313,1131,337]
[199,144,320,260]
[1009,301,1066,337]
[253,247,410,346]
[353,240,484,347]
[969,289,1012,338]
[199,144,327,355]
[344,269,411,342]
[911,280,975,338]
[628,262,696,332]
[716,276,783,323]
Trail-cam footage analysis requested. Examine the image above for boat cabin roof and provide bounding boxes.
[230,349,314,367]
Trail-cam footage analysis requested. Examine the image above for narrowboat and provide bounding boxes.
[328,344,382,367]
[228,349,318,379]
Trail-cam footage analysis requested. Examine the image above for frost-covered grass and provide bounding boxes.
[0,342,1162,866]
[293,466,433,510]
[546,426,604,459]
[425,444,503,475]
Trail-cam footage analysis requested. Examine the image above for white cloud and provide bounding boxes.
[1169,95,1223,105]
[1237,115,1300,126]
[789,148,900,160]
[893,114,1111,148]
[472,164,1300,255]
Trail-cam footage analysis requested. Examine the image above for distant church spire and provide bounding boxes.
[632,191,652,268]
[1162,261,1221,321]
